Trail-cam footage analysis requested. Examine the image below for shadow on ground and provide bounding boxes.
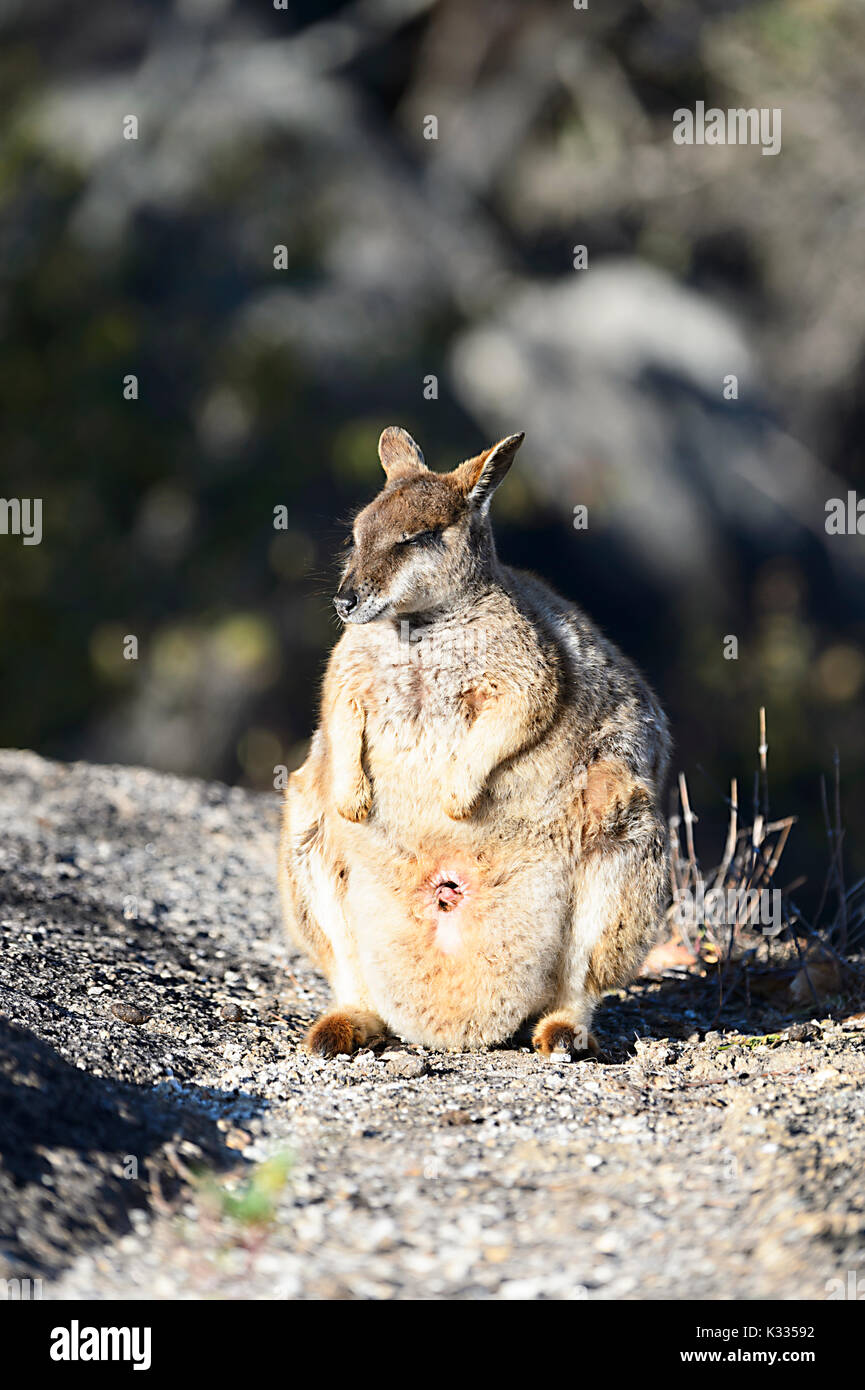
[594,963,861,1060]
[0,1018,254,1280]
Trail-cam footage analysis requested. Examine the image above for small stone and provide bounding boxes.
[224,1128,252,1151]
[221,1004,244,1022]
[111,1002,149,1025]
[440,1108,476,1127]
[383,1051,426,1078]
[787,1022,815,1042]
[484,1244,511,1263]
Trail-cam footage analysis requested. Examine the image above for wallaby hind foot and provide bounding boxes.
[306,1008,386,1058]
[532,1011,600,1060]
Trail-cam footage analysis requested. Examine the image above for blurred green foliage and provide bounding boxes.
[0,0,863,901]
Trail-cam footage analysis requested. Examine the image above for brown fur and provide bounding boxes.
[306,1009,384,1058]
[532,1012,600,1058]
[281,427,671,1058]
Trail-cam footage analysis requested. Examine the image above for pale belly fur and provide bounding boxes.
[329,717,573,1048]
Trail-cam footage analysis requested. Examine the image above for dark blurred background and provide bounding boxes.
[1,0,863,898]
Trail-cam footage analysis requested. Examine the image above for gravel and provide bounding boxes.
[1,749,864,1301]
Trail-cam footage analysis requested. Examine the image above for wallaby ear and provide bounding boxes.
[378,426,427,482]
[456,432,525,513]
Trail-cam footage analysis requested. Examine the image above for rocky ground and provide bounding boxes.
[1,749,863,1301]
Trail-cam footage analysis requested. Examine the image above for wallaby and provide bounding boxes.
[279,427,671,1058]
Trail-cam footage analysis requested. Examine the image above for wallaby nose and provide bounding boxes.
[334,588,359,620]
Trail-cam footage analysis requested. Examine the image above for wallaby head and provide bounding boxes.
[333,426,524,624]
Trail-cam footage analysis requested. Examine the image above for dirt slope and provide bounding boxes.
[0,750,863,1300]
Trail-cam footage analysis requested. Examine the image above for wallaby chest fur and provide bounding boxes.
[280,427,670,1056]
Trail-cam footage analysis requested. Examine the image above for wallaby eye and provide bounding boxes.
[400,528,441,546]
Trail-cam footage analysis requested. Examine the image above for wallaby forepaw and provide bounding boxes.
[443,781,481,821]
[335,775,372,823]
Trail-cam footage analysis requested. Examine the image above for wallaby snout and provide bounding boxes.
[333,584,359,621]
